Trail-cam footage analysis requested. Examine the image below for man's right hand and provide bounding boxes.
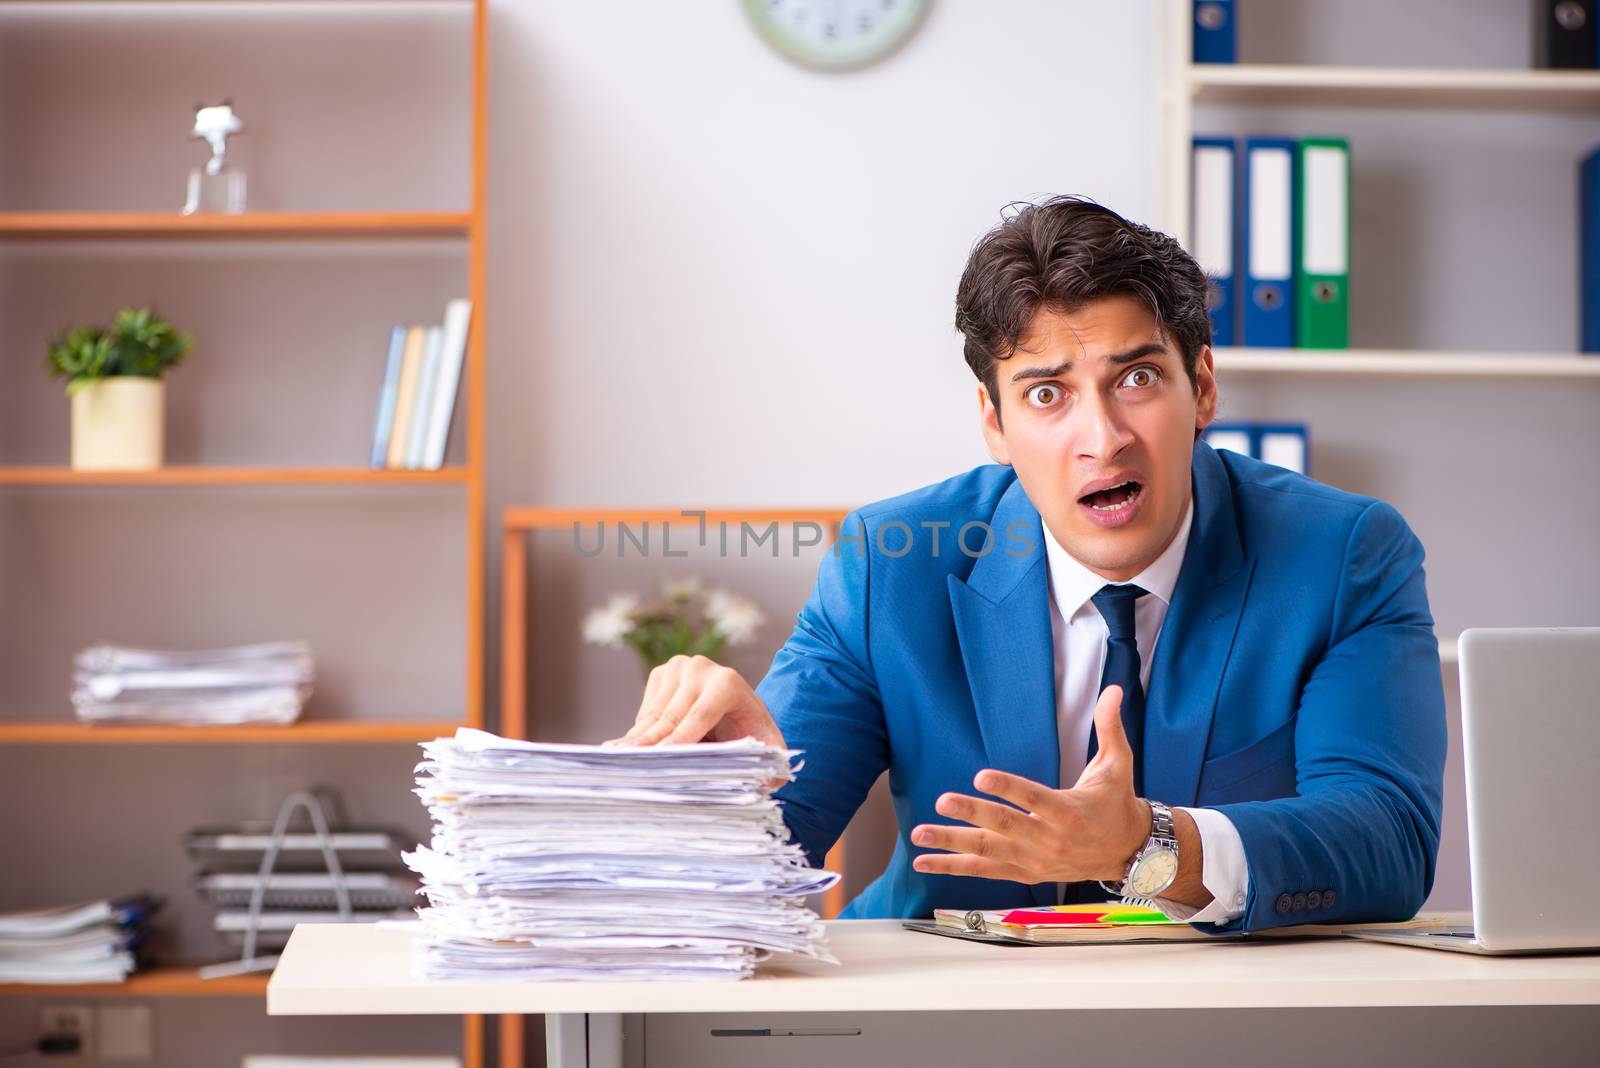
[604,654,786,749]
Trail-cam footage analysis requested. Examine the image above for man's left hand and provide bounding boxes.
[910,684,1152,884]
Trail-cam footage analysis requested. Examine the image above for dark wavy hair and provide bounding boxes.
[954,195,1210,425]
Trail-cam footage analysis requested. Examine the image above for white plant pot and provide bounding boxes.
[70,377,165,471]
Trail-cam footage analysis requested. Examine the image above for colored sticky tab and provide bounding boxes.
[998,904,1178,927]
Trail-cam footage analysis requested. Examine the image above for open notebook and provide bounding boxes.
[904,904,1450,946]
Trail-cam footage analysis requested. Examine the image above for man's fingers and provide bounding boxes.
[909,823,1024,866]
[933,792,1044,845]
[624,669,704,745]
[1093,684,1129,754]
[663,689,731,745]
[971,769,1060,816]
[910,851,1030,883]
[604,660,684,745]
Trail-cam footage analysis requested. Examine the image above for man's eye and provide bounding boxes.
[1024,383,1061,408]
[1122,366,1161,389]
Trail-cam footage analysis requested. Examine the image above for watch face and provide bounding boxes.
[1129,847,1180,897]
[742,0,931,71]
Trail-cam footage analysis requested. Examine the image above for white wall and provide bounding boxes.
[487,0,1159,508]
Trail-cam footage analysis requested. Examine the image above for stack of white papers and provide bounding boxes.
[0,898,160,984]
[403,728,838,982]
[71,641,313,726]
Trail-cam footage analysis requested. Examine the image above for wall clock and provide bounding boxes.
[742,0,931,71]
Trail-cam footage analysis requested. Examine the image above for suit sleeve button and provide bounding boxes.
[1292,892,1307,912]
[1307,890,1322,909]
[1275,893,1293,915]
[1322,889,1336,909]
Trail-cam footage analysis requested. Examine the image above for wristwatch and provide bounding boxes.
[1101,800,1179,900]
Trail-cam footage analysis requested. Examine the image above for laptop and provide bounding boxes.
[1349,627,1600,956]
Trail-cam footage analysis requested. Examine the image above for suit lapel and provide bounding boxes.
[1143,441,1256,808]
[948,476,1059,907]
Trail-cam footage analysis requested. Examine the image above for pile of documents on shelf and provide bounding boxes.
[403,728,838,981]
[0,896,161,984]
[185,817,417,956]
[71,640,314,726]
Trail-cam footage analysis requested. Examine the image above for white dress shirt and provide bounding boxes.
[1042,494,1248,924]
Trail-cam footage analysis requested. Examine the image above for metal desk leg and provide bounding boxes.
[546,1013,623,1068]
[588,1013,623,1067]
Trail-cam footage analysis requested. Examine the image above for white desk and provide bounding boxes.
[268,918,1600,1067]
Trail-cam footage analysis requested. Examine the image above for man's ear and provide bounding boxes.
[979,383,1011,466]
[1192,345,1219,432]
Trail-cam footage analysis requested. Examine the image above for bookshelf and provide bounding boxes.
[0,466,471,486]
[0,212,472,239]
[2,967,269,998]
[1154,1,1600,925]
[1189,63,1600,111]
[1153,0,1600,655]
[1212,348,1600,379]
[0,721,464,744]
[0,0,489,1065]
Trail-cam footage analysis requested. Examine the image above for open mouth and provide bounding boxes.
[1078,480,1144,512]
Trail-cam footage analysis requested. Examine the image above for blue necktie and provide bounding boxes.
[1086,583,1148,797]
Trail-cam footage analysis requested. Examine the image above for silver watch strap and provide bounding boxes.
[1099,800,1175,898]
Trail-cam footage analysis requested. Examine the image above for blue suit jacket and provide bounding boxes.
[758,441,1447,932]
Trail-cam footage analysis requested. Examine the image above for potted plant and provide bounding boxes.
[46,306,192,471]
[583,576,765,675]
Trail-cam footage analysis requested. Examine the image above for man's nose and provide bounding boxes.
[1074,392,1135,461]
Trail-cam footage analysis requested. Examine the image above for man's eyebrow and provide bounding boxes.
[1009,343,1170,383]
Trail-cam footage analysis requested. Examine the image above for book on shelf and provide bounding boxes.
[1192,1,1235,64]
[1195,135,1349,352]
[369,326,408,469]
[1583,144,1599,354]
[1534,0,1597,69]
[386,326,428,469]
[1203,422,1310,475]
[371,298,472,470]
[405,326,444,469]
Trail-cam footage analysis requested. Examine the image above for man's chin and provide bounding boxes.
[1060,528,1156,581]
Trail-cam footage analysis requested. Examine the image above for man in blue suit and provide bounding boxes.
[612,197,1446,932]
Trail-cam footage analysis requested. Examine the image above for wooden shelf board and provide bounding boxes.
[0,466,470,486]
[1190,64,1600,110]
[1,966,269,998]
[0,721,462,744]
[1213,349,1600,379]
[0,212,471,240]
[503,506,851,532]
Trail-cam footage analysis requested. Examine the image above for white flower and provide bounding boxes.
[706,588,763,646]
[582,593,640,648]
[660,575,703,600]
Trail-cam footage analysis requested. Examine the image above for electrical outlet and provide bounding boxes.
[38,1003,93,1058]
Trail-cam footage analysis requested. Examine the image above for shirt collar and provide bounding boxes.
[1042,491,1195,623]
